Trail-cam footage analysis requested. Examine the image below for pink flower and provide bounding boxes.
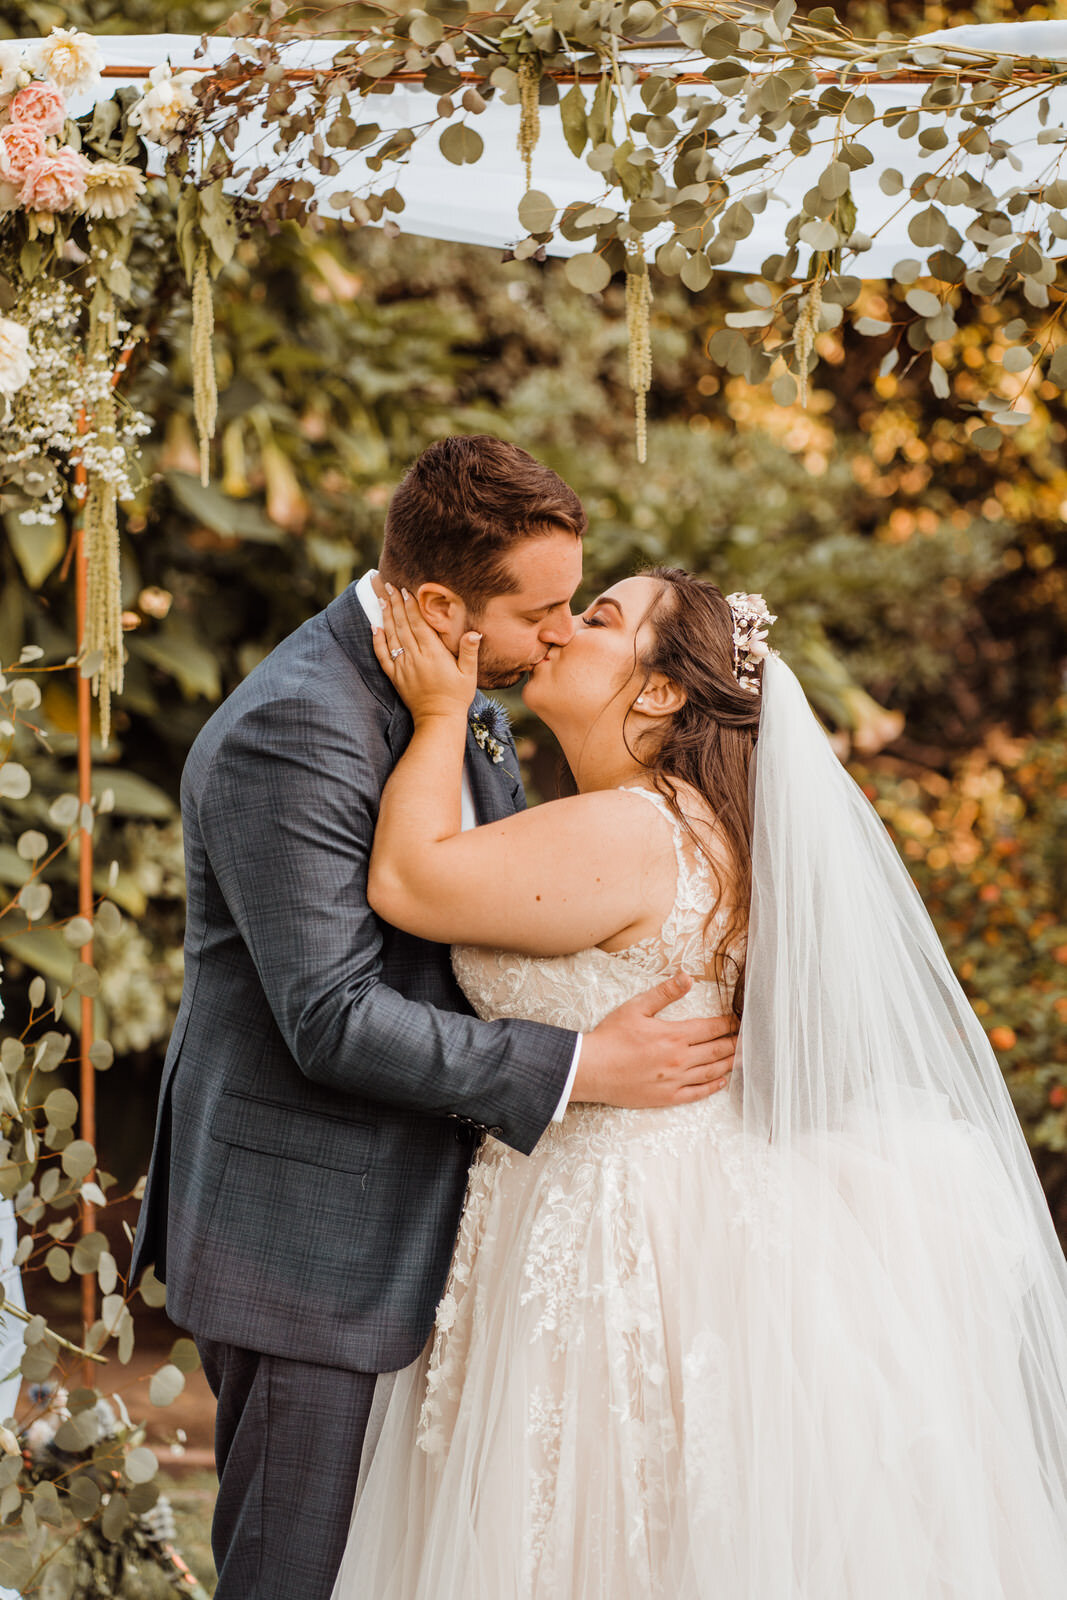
[18,147,89,213]
[0,123,45,185]
[8,82,66,139]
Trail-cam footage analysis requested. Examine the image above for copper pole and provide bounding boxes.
[73,422,96,1377]
[97,61,1056,88]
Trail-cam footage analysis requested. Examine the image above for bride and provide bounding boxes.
[330,567,1067,1599]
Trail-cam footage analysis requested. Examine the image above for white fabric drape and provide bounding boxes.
[39,25,1067,276]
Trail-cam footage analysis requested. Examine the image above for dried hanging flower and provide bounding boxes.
[625,242,653,464]
[793,275,823,408]
[191,243,217,488]
[517,57,541,193]
[81,288,125,745]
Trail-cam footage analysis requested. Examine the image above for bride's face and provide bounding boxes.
[522,574,662,740]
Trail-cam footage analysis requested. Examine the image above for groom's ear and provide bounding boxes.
[414,582,464,638]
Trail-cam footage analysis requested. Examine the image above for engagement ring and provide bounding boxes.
[390,647,404,660]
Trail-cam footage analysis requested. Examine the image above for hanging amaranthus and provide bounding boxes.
[793,275,823,408]
[625,243,653,464]
[517,57,541,192]
[81,288,125,746]
[191,243,217,487]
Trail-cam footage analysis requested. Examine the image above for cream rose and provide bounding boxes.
[18,147,89,213]
[0,42,23,100]
[0,315,31,397]
[0,123,45,186]
[80,160,147,221]
[128,64,201,153]
[24,28,102,98]
[8,82,66,138]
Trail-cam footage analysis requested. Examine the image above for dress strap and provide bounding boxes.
[617,785,692,871]
[618,784,713,909]
[618,784,683,833]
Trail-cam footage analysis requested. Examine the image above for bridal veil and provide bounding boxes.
[729,655,1067,1592]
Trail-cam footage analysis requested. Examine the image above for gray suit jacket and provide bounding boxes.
[131,582,576,1373]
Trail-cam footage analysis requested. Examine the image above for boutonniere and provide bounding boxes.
[468,699,510,767]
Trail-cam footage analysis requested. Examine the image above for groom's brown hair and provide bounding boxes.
[381,436,586,614]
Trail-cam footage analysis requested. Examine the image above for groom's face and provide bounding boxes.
[422,528,583,689]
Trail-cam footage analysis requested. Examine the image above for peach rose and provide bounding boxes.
[18,147,89,213]
[9,82,66,138]
[0,123,45,185]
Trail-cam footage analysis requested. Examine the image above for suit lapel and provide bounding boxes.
[465,698,517,825]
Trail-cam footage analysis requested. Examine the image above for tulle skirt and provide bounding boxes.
[331,1094,1067,1599]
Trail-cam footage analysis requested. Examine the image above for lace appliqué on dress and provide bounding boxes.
[417,787,778,1589]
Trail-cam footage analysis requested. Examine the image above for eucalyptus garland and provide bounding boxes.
[185,0,1067,456]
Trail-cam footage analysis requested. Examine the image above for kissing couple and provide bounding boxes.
[134,436,1067,1599]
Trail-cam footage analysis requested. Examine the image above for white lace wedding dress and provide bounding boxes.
[331,787,1067,1600]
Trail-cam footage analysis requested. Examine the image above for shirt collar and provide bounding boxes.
[354,568,383,629]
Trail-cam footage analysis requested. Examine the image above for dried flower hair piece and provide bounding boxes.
[726,592,777,695]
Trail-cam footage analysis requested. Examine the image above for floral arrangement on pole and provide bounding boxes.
[0,659,207,1595]
[193,0,1067,460]
[0,31,207,745]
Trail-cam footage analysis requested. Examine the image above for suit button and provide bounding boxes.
[487,1126,504,1139]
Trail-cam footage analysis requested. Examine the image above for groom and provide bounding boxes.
[132,436,737,1600]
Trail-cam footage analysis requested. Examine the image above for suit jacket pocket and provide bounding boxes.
[210,1091,378,1175]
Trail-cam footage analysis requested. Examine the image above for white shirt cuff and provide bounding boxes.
[551,1036,582,1122]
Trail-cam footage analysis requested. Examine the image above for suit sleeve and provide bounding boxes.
[195,696,576,1156]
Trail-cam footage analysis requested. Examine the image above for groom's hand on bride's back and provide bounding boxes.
[574,972,736,1108]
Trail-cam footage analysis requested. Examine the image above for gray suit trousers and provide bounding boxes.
[198,1334,377,1600]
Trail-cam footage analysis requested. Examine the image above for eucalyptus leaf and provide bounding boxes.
[680,254,713,292]
[559,84,588,158]
[0,764,30,800]
[564,253,612,294]
[517,190,556,235]
[905,289,941,319]
[854,318,892,337]
[439,124,484,165]
[16,831,48,862]
[149,1362,186,1407]
[43,1089,77,1130]
[139,1266,167,1309]
[122,1444,159,1485]
[62,1140,96,1184]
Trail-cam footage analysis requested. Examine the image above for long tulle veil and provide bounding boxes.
[731,655,1067,1591]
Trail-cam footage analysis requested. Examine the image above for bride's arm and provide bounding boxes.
[368,588,669,957]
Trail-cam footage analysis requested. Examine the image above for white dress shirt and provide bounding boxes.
[355,571,579,1119]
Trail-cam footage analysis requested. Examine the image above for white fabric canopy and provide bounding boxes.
[42,26,1067,276]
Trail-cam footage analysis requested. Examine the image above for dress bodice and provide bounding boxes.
[452,786,738,1037]
[450,787,744,1165]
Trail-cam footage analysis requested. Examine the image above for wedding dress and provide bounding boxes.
[332,743,1067,1598]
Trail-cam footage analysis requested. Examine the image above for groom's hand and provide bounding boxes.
[573,972,736,1108]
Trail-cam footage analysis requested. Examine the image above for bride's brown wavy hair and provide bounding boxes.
[632,567,763,1019]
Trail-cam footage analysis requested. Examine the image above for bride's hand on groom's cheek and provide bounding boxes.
[573,971,737,1110]
[373,583,481,719]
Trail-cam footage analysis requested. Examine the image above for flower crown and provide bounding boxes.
[726,592,777,694]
